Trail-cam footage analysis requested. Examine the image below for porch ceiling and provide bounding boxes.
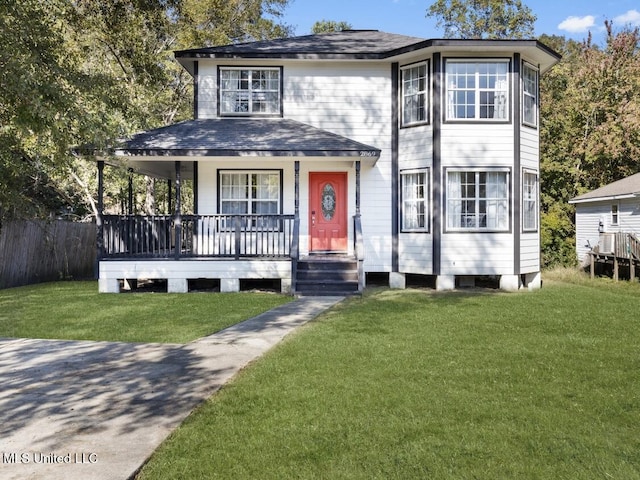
[102,118,381,179]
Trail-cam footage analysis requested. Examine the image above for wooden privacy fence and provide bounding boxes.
[0,220,96,289]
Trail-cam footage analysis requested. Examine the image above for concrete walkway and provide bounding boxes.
[0,296,343,480]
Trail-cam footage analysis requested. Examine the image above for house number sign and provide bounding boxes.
[321,183,336,220]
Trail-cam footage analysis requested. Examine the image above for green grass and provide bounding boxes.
[0,281,292,343]
[137,270,640,479]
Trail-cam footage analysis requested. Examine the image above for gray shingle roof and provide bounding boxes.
[570,173,640,203]
[111,118,380,158]
[175,30,427,60]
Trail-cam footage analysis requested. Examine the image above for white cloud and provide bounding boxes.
[613,9,640,27]
[558,15,597,33]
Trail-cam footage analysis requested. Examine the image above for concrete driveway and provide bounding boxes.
[0,296,343,480]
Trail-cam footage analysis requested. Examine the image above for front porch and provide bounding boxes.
[95,118,379,294]
[97,213,364,294]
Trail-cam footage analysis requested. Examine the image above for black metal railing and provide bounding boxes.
[101,214,295,259]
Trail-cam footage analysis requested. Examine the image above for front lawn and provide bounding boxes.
[138,270,640,479]
[0,281,292,343]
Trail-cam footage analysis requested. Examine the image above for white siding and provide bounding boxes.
[441,123,513,166]
[399,125,432,168]
[398,124,433,274]
[520,125,540,272]
[399,234,433,274]
[575,199,640,263]
[197,63,218,118]
[99,260,291,280]
[439,123,515,275]
[284,62,394,271]
[520,126,539,171]
[520,233,540,272]
[441,233,514,275]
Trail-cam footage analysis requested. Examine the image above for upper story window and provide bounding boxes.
[219,68,281,116]
[401,62,428,126]
[522,63,538,127]
[446,169,510,231]
[445,60,509,121]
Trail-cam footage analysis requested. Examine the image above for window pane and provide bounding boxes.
[522,64,538,126]
[401,64,428,125]
[448,170,509,230]
[523,171,537,230]
[447,61,509,121]
[401,171,428,230]
[220,68,280,115]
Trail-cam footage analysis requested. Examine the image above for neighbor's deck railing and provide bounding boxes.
[101,214,295,259]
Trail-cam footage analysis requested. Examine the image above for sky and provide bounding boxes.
[281,0,640,45]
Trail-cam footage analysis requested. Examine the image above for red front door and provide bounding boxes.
[309,172,348,252]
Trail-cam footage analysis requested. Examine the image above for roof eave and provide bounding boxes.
[569,193,640,204]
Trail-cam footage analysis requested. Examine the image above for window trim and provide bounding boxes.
[217,169,283,216]
[611,203,619,226]
[522,169,538,232]
[444,167,512,233]
[400,168,430,233]
[444,58,512,124]
[522,62,539,129]
[217,66,283,117]
[400,61,430,127]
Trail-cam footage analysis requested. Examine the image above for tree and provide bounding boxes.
[426,0,536,39]
[539,24,640,267]
[0,0,293,220]
[311,20,353,34]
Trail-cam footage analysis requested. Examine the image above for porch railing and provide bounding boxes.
[101,214,295,259]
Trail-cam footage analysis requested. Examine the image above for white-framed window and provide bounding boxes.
[446,169,510,231]
[401,169,429,232]
[445,60,510,121]
[522,62,538,127]
[401,62,428,126]
[611,204,619,225]
[219,68,281,116]
[523,170,538,231]
[219,171,280,215]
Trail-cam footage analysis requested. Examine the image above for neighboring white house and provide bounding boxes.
[95,30,560,294]
[569,173,640,264]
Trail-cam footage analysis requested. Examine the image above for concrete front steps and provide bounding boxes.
[295,255,360,296]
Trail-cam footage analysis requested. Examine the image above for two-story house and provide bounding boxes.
[95,30,560,294]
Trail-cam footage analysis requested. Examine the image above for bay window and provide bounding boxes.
[447,169,510,231]
[401,169,429,232]
[445,60,509,121]
[219,68,281,116]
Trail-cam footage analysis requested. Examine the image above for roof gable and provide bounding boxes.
[570,173,640,204]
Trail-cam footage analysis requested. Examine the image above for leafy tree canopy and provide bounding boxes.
[539,23,640,266]
[426,0,536,39]
[311,20,353,34]
[0,0,292,220]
